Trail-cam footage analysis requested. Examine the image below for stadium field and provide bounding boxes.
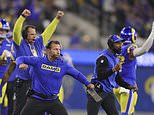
[68,110,154,115]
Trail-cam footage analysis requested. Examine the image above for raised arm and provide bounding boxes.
[13,9,31,46]
[41,11,64,46]
[132,21,154,57]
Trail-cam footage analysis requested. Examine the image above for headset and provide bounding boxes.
[22,25,36,39]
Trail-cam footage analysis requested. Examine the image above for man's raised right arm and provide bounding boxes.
[13,9,31,46]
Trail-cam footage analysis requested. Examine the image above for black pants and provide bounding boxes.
[12,79,31,115]
[6,81,15,115]
[20,97,68,115]
[87,89,119,115]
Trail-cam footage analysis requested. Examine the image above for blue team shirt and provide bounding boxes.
[13,36,44,80]
[16,55,90,100]
[0,39,13,78]
[92,49,120,93]
[119,43,137,85]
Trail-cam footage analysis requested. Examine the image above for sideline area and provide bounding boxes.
[68,110,154,115]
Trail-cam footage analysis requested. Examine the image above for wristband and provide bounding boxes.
[21,14,26,18]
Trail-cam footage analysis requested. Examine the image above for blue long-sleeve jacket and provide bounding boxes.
[13,15,59,80]
[119,43,137,86]
[92,49,119,93]
[16,56,90,100]
[13,36,44,80]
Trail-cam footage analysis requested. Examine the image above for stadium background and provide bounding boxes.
[0,0,154,114]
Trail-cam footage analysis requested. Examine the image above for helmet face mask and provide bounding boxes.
[120,26,137,43]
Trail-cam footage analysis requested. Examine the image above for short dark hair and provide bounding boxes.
[45,40,61,49]
[22,25,36,39]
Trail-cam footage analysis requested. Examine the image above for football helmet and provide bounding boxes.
[0,18,10,31]
[120,26,137,43]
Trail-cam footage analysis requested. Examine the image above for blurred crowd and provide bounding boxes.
[0,0,154,50]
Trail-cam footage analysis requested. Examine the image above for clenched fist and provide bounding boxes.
[87,83,95,89]
[0,59,7,65]
[19,63,28,70]
[21,9,31,17]
[56,11,64,20]
[112,63,122,72]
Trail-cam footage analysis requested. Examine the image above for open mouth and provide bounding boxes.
[29,39,36,43]
[31,39,36,43]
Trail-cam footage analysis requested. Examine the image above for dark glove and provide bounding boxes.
[0,60,8,65]
[16,78,24,88]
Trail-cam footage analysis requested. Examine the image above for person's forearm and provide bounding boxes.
[41,18,59,46]
[16,57,25,66]
[76,73,90,86]
[97,69,114,80]
[13,15,25,46]
[2,61,16,82]
[133,22,154,57]
[115,75,131,89]
[17,56,38,67]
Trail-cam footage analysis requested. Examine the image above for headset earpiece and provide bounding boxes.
[22,25,36,39]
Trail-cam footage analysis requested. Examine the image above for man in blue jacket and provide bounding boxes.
[16,40,94,115]
[12,9,64,115]
[87,35,137,115]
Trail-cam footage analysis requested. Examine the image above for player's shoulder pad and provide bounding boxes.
[96,55,108,65]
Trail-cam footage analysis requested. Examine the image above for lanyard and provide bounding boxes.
[28,44,38,57]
